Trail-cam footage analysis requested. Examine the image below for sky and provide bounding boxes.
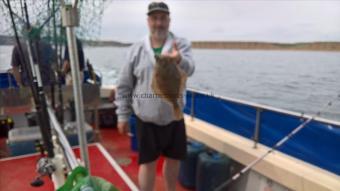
[100,0,340,43]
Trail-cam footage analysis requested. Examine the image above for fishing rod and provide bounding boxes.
[18,0,68,186]
[6,0,27,85]
[52,0,64,125]
[47,0,56,112]
[8,0,55,158]
[19,0,25,20]
[23,0,55,158]
[214,94,340,191]
[2,0,26,24]
[30,0,60,113]
[7,2,56,184]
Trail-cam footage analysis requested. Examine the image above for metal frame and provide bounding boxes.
[60,0,90,171]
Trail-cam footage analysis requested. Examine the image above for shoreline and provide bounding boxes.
[1,35,340,51]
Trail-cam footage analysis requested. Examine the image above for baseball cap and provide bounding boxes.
[147,2,170,15]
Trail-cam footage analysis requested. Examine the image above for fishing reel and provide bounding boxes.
[31,157,56,187]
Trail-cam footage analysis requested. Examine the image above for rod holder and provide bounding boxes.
[61,4,79,27]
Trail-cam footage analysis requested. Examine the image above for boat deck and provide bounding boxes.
[0,127,192,191]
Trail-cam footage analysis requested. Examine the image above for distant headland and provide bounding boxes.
[1,35,340,51]
[191,41,340,51]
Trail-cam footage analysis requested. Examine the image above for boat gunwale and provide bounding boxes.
[187,87,340,127]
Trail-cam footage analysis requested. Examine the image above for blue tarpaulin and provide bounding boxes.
[0,73,18,88]
[184,90,340,175]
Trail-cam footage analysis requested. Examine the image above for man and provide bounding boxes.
[115,2,195,191]
[11,27,56,87]
[62,37,85,85]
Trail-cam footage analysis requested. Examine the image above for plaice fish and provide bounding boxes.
[151,55,187,120]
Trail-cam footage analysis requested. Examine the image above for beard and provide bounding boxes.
[151,28,168,40]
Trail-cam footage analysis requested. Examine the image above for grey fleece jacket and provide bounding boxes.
[115,33,195,126]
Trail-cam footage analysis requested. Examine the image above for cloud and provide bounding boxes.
[100,0,340,42]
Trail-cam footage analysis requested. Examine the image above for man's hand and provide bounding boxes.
[117,121,129,135]
[163,41,181,64]
[62,60,71,75]
[11,66,23,87]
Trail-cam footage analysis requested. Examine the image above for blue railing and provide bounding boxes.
[184,89,340,176]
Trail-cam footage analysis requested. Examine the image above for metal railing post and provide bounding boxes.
[190,91,195,121]
[61,2,90,171]
[253,108,262,148]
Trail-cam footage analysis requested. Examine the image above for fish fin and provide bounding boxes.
[179,70,187,93]
[151,77,157,93]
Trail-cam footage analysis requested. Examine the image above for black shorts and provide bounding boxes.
[136,116,187,164]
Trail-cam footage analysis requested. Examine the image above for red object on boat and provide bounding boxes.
[0,144,132,190]
[0,128,192,191]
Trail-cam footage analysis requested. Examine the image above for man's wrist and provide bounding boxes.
[176,54,182,65]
